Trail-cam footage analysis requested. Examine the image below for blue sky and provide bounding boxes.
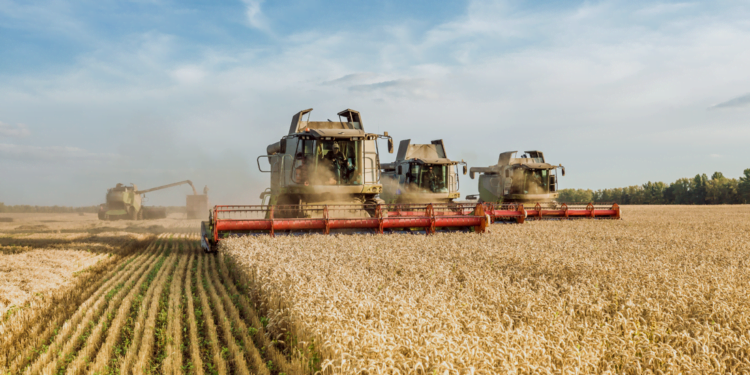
[1,0,750,206]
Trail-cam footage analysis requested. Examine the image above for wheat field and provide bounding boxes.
[2,206,749,374]
[223,205,750,374]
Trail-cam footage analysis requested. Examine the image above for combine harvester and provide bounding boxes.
[380,139,468,203]
[201,109,491,252]
[467,151,621,223]
[98,180,208,220]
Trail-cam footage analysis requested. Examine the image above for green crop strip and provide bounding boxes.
[191,257,215,374]
[180,257,192,374]
[105,250,168,375]
[148,260,175,373]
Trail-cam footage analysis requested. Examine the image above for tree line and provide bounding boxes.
[559,169,750,204]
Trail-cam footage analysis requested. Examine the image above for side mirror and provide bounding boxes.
[279,139,286,154]
[388,138,394,153]
[462,165,467,175]
[561,167,566,177]
[397,165,402,175]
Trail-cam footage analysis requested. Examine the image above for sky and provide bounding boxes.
[1,0,749,206]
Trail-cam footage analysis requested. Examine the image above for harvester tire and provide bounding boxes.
[364,198,385,217]
[128,208,137,220]
[137,208,143,220]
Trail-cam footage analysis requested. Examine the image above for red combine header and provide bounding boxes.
[200,202,620,252]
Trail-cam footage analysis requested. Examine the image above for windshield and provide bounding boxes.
[509,168,549,194]
[291,139,363,185]
[407,163,449,193]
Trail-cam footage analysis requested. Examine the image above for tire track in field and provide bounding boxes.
[1,232,310,375]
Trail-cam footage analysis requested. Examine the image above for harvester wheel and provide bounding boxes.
[364,198,385,217]
[137,208,143,220]
[128,207,137,220]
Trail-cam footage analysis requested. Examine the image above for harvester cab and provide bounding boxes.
[381,139,467,203]
[258,108,393,207]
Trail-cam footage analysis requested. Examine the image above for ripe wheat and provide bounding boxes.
[223,205,750,374]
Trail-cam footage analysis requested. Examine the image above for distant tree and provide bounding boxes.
[559,169,749,205]
[706,177,739,204]
[692,174,708,204]
[558,189,594,203]
[739,169,750,204]
[642,181,666,204]
[667,178,695,204]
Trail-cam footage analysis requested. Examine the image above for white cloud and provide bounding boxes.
[636,2,697,16]
[171,66,206,84]
[0,143,116,162]
[0,122,30,137]
[241,0,270,32]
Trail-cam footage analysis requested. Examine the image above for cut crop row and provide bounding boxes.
[5,232,309,375]
[21,237,165,374]
[0,234,157,373]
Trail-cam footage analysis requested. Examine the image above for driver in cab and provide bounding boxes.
[324,142,347,185]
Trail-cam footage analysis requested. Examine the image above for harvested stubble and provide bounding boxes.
[203,255,255,375]
[0,232,154,317]
[63,243,167,375]
[88,242,172,374]
[208,255,271,375]
[34,242,164,374]
[223,205,750,374]
[219,252,305,374]
[195,252,229,374]
[162,243,189,374]
[122,242,179,374]
[2,229,310,375]
[0,236,159,374]
[185,251,205,375]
